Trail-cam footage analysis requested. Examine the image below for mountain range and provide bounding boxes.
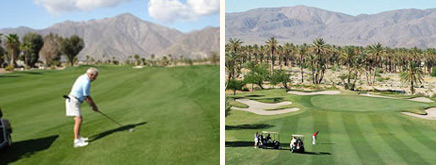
[0,13,219,61]
[226,5,436,48]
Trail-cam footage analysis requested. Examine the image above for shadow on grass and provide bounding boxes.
[16,71,43,75]
[0,135,59,164]
[225,124,274,130]
[225,141,289,148]
[226,141,332,155]
[294,151,332,155]
[88,122,147,142]
[0,75,19,78]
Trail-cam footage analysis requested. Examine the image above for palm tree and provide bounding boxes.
[19,42,32,69]
[297,44,308,83]
[266,37,278,75]
[311,38,328,84]
[400,61,424,95]
[0,34,4,65]
[5,34,20,67]
[340,46,356,88]
[368,43,384,88]
[225,52,240,89]
[228,38,243,53]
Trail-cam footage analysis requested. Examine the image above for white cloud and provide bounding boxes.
[148,0,219,22]
[35,0,131,14]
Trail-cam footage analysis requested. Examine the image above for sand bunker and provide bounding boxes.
[402,108,436,120]
[361,94,435,103]
[408,97,434,103]
[287,90,340,95]
[359,93,396,99]
[232,99,300,115]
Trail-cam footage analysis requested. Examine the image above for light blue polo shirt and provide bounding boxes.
[69,74,91,102]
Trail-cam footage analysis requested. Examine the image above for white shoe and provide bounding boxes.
[74,139,88,148]
[79,136,89,142]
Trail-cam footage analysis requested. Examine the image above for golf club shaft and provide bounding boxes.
[98,111,123,127]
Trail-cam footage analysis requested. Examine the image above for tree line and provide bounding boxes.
[0,33,220,70]
[226,37,429,95]
[0,33,84,69]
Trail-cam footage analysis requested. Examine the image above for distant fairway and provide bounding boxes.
[0,65,219,164]
[226,89,436,164]
[311,95,430,112]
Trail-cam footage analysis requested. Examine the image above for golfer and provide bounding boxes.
[312,131,319,145]
[65,67,99,148]
[254,132,258,148]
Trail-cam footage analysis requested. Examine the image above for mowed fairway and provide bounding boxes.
[226,89,436,164]
[0,65,219,164]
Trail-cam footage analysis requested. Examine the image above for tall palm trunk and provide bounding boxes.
[411,80,414,95]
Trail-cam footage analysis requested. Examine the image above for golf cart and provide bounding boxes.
[258,131,282,149]
[290,134,305,153]
[0,108,12,149]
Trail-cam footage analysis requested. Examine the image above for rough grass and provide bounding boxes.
[226,89,436,164]
[229,99,249,108]
[0,65,219,165]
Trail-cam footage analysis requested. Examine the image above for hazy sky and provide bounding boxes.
[226,0,436,15]
[0,0,219,32]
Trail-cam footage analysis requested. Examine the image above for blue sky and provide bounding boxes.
[0,0,219,32]
[226,0,436,15]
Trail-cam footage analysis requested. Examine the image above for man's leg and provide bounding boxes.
[74,116,82,140]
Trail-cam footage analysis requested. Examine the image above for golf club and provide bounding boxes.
[63,95,134,132]
[97,110,135,132]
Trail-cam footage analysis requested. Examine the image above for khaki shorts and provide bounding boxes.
[66,96,82,117]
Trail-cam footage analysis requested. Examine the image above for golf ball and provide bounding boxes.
[129,128,134,132]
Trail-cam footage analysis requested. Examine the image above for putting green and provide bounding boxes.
[0,65,219,165]
[311,95,429,112]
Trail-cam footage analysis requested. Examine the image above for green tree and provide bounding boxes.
[209,51,219,65]
[244,63,268,90]
[161,56,169,66]
[22,32,43,67]
[400,61,424,95]
[60,35,84,66]
[228,78,245,95]
[270,69,291,89]
[134,54,140,65]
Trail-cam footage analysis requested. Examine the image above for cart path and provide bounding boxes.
[402,108,436,120]
[287,90,340,95]
[232,99,300,115]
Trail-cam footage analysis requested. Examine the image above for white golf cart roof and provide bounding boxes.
[262,131,279,134]
[292,134,304,138]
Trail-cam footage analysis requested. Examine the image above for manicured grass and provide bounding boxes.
[311,95,431,112]
[0,65,219,165]
[226,89,436,164]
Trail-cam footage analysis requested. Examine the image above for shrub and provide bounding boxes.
[5,65,14,71]
[431,67,436,77]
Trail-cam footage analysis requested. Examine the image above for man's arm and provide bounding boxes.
[85,96,98,111]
